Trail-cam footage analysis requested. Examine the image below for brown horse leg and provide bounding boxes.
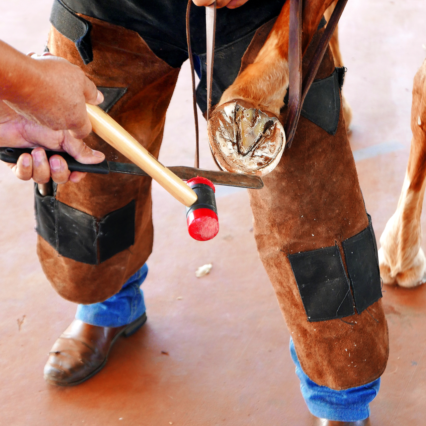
[208,0,336,175]
[379,60,426,287]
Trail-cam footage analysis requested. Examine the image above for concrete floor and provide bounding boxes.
[0,0,426,425]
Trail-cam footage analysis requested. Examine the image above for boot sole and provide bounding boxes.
[46,312,147,387]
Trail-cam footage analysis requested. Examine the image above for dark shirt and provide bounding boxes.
[63,0,286,67]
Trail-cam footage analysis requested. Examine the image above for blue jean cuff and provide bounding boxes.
[76,264,148,328]
[290,338,380,422]
[307,399,370,422]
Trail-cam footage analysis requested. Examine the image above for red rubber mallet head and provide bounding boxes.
[186,177,219,241]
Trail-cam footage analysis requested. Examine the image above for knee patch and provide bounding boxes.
[35,184,136,264]
[289,215,382,322]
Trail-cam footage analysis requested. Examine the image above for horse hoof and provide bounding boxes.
[208,99,286,176]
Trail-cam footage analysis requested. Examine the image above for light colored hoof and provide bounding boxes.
[207,99,285,176]
[379,246,426,288]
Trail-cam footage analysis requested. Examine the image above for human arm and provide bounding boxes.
[0,41,106,183]
[0,41,103,139]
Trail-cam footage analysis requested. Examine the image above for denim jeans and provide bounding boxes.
[290,338,380,422]
[76,264,148,327]
[76,265,379,421]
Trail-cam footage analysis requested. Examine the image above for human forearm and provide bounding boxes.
[0,42,105,183]
[0,41,103,139]
[0,40,38,103]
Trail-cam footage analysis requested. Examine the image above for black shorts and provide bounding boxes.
[63,0,286,65]
[61,0,285,111]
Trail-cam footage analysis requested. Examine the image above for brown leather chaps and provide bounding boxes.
[40,14,388,390]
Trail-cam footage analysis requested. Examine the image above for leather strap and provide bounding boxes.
[285,0,303,148]
[184,0,262,189]
[285,0,348,147]
[186,0,200,168]
[205,2,217,121]
[186,0,216,169]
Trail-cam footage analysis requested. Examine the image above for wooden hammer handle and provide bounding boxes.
[86,104,197,207]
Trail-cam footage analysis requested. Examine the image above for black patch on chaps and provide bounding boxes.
[283,69,342,135]
[55,199,98,264]
[288,246,355,322]
[97,87,128,113]
[342,215,382,313]
[98,201,136,263]
[288,217,383,322]
[300,69,341,135]
[50,0,93,65]
[336,66,347,91]
[35,185,135,265]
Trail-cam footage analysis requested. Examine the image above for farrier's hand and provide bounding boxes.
[1,46,104,140]
[192,0,250,9]
[0,102,105,184]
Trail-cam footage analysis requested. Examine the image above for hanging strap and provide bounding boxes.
[186,0,200,168]
[186,0,216,169]
[285,0,348,147]
[285,0,303,148]
[205,2,217,121]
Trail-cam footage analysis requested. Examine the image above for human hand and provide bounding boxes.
[192,0,249,9]
[2,51,103,140]
[0,102,105,184]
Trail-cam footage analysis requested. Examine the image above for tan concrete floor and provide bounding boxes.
[0,0,426,425]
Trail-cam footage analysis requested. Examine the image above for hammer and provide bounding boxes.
[86,104,219,241]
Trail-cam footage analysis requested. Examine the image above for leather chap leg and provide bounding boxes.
[39,14,180,304]
[247,30,389,390]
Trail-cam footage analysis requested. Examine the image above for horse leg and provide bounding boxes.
[220,0,335,113]
[379,61,426,287]
[208,0,336,175]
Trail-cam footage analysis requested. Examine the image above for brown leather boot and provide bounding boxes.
[313,417,371,426]
[44,313,147,386]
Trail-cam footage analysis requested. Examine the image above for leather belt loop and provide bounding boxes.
[285,0,348,148]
